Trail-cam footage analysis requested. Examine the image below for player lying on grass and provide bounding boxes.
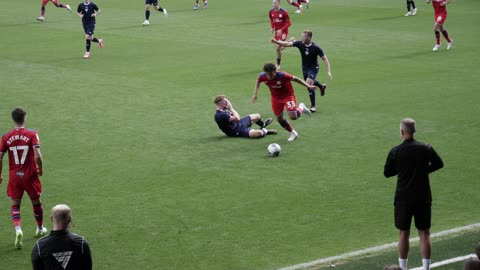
[214,95,277,138]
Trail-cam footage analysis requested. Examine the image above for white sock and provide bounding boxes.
[15,226,22,233]
[422,258,431,270]
[399,258,408,270]
[261,128,268,136]
[38,225,44,230]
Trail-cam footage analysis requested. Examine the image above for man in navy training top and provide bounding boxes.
[271,30,332,112]
[214,95,277,138]
[77,0,103,59]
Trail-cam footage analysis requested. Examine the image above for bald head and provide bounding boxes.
[51,204,72,229]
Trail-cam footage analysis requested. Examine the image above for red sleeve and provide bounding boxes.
[0,136,6,153]
[257,74,265,83]
[280,11,291,32]
[269,10,274,29]
[283,72,294,81]
[31,131,40,147]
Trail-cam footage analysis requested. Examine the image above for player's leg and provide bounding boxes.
[152,0,168,16]
[10,198,24,249]
[51,0,71,12]
[405,0,412,16]
[26,179,47,237]
[203,0,208,9]
[144,2,152,25]
[249,114,273,129]
[395,204,413,270]
[415,203,432,270]
[432,22,441,51]
[410,1,417,15]
[194,0,199,10]
[37,0,49,21]
[275,44,282,70]
[439,23,453,50]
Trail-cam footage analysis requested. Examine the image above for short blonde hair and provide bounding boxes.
[400,118,416,135]
[51,204,72,226]
[213,95,226,104]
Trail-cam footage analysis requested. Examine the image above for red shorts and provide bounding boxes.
[434,12,447,24]
[271,96,297,116]
[274,30,288,41]
[7,176,42,200]
[42,0,59,6]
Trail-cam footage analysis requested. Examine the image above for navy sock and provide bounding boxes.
[406,0,411,11]
[255,119,264,128]
[313,80,322,88]
[146,10,150,20]
[157,6,164,12]
[86,40,91,52]
[308,90,316,107]
[92,37,99,43]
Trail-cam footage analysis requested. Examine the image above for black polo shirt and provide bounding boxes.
[32,230,92,270]
[384,138,444,205]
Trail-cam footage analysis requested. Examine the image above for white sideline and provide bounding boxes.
[277,223,480,270]
[410,254,476,270]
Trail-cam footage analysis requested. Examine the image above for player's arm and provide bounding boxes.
[91,7,101,17]
[383,150,397,178]
[77,5,84,18]
[269,11,275,32]
[225,99,240,122]
[428,146,444,173]
[426,0,432,3]
[280,13,291,32]
[0,152,4,185]
[33,146,43,176]
[32,243,44,270]
[440,0,451,6]
[251,80,261,103]
[271,39,294,47]
[292,76,316,91]
[321,55,333,80]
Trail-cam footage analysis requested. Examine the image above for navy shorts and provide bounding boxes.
[302,65,319,81]
[83,23,95,36]
[394,202,431,231]
[145,0,158,5]
[227,116,252,138]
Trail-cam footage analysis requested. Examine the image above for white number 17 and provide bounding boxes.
[9,146,29,165]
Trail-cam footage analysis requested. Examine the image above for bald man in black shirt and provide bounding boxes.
[32,204,92,270]
[384,118,443,270]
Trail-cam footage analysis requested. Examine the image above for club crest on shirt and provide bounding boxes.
[85,8,88,11]
[277,81,281,85]
[305,51,309,56]
[279,14,283,18]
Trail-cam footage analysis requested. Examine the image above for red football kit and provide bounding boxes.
[257,71,298,115]
[0,128,42,200]
[42,0,60,6]
[431,0,448,24]
[269,8,291,41]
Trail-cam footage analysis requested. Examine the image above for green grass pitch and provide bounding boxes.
[0,0,479,269]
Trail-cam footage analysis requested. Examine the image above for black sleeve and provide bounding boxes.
[318,46,325,58]
[31,242,44,270]
[428,145,444,173]
[384,148,397,178]
[94,3,99,11]
[292,41,301,48]
[83,240,93,270]
[77,4,82,13]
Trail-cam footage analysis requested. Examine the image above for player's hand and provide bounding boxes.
[271,28,275,33]
[328,72,333,80]
[91,13,96,17]
[79,14,84,18]
[37,167,43,176]
[270,38,277,44]
[276,29,283,35]
[307,85,317,91]
[440,1,447,6]
[250,96,257,103]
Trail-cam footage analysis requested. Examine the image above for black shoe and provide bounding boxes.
[320,84,327,96]
[263,118,273,128]
[266,129,277,135]
[310,106,317,113]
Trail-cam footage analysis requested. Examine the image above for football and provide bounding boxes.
[267,143,281,157]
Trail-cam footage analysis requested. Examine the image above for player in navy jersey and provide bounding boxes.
[214,95,276,138]
[271,30,332,112]
[143,0,168,26]
[37,0,72,22]
[77,0,103,59]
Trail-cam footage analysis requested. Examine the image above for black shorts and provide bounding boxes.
[227,116,252,138]
[145,0,158,5]
[394,202,431,231]
[83,23,95,36]
[302,65,319,82]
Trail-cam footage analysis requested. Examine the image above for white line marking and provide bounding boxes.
[410,254,476,270]
[277,223,480,270]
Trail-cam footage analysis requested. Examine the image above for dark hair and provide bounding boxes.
[476,243,480,259]
[11,108,26,124]
[464,258,480,270]
[263,63,277,73]
[303,30,313,38]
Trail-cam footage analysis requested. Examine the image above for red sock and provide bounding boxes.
[441,30,451,42]
[41,6,45,16]
[280,120,293,132]
[11,205,21,227]
[33,203,44,227]
[435,31,440,45]
[291,2,300,8]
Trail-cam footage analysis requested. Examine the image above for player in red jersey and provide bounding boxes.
[37,0,72,22]
[427,0,453,51]
[0,108,47,249]
[269,0,292,70]
[194,0,208,10]
[251,63,316,141]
